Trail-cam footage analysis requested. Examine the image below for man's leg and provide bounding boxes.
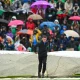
[38,56,43,78]
[42,56,47,78]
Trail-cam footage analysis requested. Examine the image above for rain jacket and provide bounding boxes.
[29,29,42,45]
[26,19,35,30]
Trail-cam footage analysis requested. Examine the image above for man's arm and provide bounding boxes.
[34,43,39,54]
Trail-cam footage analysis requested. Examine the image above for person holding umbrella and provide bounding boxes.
[26,18,36,30]
[30,28,41,52]
[34,35,49,78]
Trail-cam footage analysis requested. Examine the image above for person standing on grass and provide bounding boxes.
[34,35,49,78]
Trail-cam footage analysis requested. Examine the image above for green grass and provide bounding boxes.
[0,74,80,79]
[0,75,35,78]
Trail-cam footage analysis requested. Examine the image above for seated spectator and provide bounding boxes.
[49,38,54,52]
[64,0,73,14]
[5,38,14,50]
[58,43,65,51]
[49,0,56,8]
[60,26,67,34]
[0,2,3,10]
[71,21,79,33]
[22,1,31,13]
[73,0,80,7]
[72,3,79,13]
[26,18,36,30]
[0,37,4,50]
[67,37,75,50]
[6,29,14,39]
[37,5,45,18]
[56,0,64,11]
[42,26,50,41]
[47,8,53,21]
[20,37,31,50]
[15,43,26,51]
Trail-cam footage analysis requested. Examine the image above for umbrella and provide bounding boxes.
[40,21,61,30]
[57,10,63,14]
[0,9,5,15]
[64,30,79,37]
[8,20,24,26]
[31,1,52,8]
[17,29,33,35]
[69,16,80,21]
[6,32,14,39]
[27,14,43,20]
[0,19,8,24]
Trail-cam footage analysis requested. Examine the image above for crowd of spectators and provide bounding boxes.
[0,0,79,52]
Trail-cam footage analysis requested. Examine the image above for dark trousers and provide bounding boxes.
[38,55,47,74]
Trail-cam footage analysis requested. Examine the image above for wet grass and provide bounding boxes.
[0,74,80,79]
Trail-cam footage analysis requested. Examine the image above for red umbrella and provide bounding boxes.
[69,16,80,21]
[8,20,24,26]
[58,14,67,19]
[17,29,33,35]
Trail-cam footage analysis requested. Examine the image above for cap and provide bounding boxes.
[12,16,17,19]
[54,19,59,24]
[63,26,67,29]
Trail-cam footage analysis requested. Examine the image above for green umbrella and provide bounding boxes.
[61,0,66,3]
[0,9,5,16]
[57,10,63,14]
[78,45,80,51]
[54,0,66,3]
[54,0,58,3]
[10,0,14,3]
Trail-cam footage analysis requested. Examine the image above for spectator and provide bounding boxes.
[5,38,14,50]
[30,28,42,51]
[64,0,73,14]
[22,1,31,13]
[72,3,79,13]
[49,0,56,8]
[49,38,54,52]
[26,18,36,30]
[0,2,3,10]
[56,0,64,11]
[60,26,67,34]
[58,43,65,51]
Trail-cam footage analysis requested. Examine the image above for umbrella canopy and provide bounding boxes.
[69,16,80,21]
[0,19,8,24]
[17,29,33,35]
[27,14,43,20]
[64,30,79,37]
[57,10,63,14]
[0,9,5,15]
[40,21,61,30]
[31,1,52,8]
[8,20,24,26]
[6,32,14,39]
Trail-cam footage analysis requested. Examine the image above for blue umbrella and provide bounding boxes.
[40,21,61,30]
